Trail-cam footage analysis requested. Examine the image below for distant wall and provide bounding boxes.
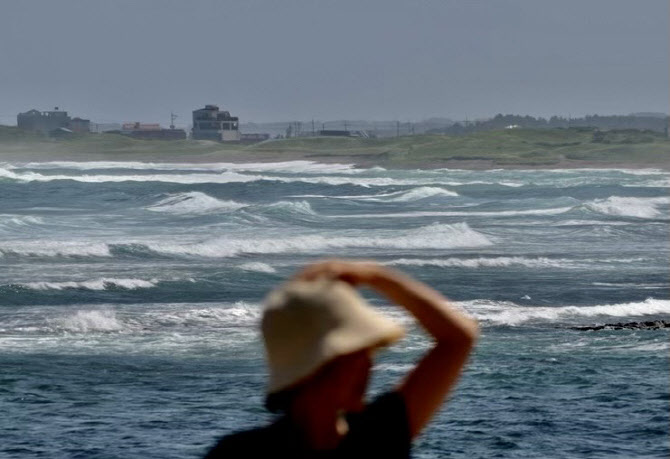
[123,129,186,140]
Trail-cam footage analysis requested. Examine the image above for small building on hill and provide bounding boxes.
[240,133,270,143]
[69,117,91,133]
[121,122,186,140]
[17,107,90,135]
[192,105,240,141]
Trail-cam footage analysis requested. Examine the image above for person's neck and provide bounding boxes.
[289,401,348,450]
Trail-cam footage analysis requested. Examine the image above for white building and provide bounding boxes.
[191,105,240,141]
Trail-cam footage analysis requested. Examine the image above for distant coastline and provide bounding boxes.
[1,126,668,170]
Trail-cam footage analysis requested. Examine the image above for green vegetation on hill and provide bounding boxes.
[248,128,669,167]
[0,125,667,168]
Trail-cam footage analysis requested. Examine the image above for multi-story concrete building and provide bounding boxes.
[17,107,90,135]
[191,105,240,141]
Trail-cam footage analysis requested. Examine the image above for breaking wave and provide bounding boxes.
[146,192,246,215]
[388,186,459,201]
[324,186,459,201]
[142,222,492,257]
[6,302,263,335]
[0,223,491,260]
[17,278,158,291]
[584,196,670,219]
[0,167,541,188]
[334,207,572,219]
[13,160,363,175]
[0,214,44,231]
[462,298,670,326]
[48,310,125,333]
[385,257,578,269]
[0,241,112,258]
[0,167,263,184]
[253,200,319,218]
[239,262,277,273]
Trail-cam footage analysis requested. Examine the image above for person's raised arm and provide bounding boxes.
[294,260,479,439]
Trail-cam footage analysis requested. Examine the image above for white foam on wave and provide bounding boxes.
[0,166,525,188]
[324,186,459,202]
[390,186,459,201]
[13,160,364,175]
[386,257,578,269]
[5,302,263,337]
[440,180,525,187]
[239,262,277,273]
[334,207,572,219]
[19,278,158,291]
[0,241,111,258]
[585,196,670,219]
[0,214,44,230]
[553,219,632,226]
[150,302,262,329]
[625,342,670,352]
[622,178,670,188]
[145,222,492,258]
[146,192,246,215]
[49,310,125,333]
[0,167,263,184]
[462,297,670,326]
[257,200,318,216]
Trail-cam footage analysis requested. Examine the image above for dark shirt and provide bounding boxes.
[204,391,411,458]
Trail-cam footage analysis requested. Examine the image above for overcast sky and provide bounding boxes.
[1,0,667,125]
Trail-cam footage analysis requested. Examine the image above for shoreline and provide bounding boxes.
[209,150,670,171]
[1,149,668,171]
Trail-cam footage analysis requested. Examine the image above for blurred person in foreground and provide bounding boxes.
[204,260,479,458]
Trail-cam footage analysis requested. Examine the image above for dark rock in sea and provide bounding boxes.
[570,320,670,331]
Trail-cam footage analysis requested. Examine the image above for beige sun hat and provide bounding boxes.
[261,279,405,395]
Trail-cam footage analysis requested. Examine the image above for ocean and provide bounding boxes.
[0,161,668,458]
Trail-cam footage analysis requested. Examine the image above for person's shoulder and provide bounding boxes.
[363,390,407,419]
[345,391,411,455]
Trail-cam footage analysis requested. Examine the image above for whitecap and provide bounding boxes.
[256,200,318,216]
[19,278,158,291]
[146,192,246,214]
[333,207,572,218]
[239,262,277,273]
[462,297,670,326]
[0,241,112,258]
[144,222,492,258]
[0,214,44,230]
[584,196,670,219]
[14,160,364,175]
[321,186,459,202]
[48,310,126,333]
[385,256,578,269]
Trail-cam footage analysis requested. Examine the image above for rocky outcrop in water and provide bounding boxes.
[571,320,670,331]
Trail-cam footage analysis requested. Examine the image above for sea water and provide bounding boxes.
[0,161,668,458]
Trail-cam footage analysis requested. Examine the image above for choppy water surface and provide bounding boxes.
[1,161,668,458]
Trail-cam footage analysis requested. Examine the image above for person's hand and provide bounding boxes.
[292,259,382,286]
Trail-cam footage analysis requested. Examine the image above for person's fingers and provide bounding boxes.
[292,261,339,281]
[291,259,381,285]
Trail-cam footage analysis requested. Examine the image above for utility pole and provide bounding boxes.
[344,120,348,132]
[170,112,177,130]
[396,120,400,137]
[312,119,315,136]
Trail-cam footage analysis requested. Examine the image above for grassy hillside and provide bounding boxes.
[0,125,667,168]
[247,128,669,166]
